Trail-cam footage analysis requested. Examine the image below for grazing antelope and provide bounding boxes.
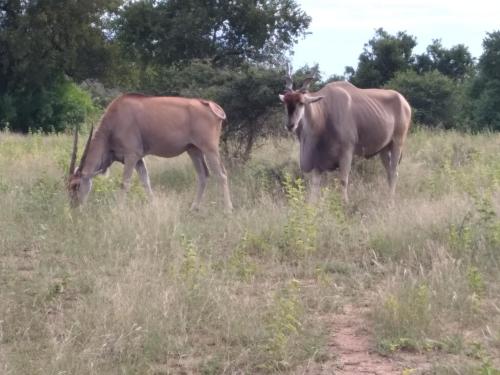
[279,69,411,202]
[68,94,233,211]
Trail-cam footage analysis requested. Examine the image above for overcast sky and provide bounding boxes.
[291,0,500,78]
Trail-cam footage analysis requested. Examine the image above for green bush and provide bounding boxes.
[471,79,500,131]
[386,70,461,128]
[127,60,285,159]
[281,174,318,259]
[0,78,96,133]
[465,31,500,131]
[262,279,304,371]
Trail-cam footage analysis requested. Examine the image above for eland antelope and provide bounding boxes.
[279,69,411,202]
[68,94,233,211]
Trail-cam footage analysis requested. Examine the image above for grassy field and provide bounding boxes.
[0,128,499,374]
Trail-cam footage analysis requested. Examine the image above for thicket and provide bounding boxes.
[0,0,312,156]
[1,1,499,144]
[347,28,500,131]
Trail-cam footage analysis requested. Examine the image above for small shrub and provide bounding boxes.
[448,191,500,266]
[26,173,63,215]
[448,211,474,259]
[467,266,486,297]
[373,256,488,354]
[200,356,223,375]
[228,232,259,281]
[247,160,300,198]
[323,185,348,228]
[261,279,303,371]
[375,282,432,353]
[178,235,206,291]
[281,174,318,259]
[476,360,500,375]
[236,230,272,257]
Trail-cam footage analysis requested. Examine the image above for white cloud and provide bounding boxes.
[301,0,500,32]
[292,0,500,76]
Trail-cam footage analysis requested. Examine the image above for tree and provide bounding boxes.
[125,60,285,159]
[115,0,311,68]
[111,1,311,156]
[386,70,458,128]
[414,39,474,81]
[477,31,500,81]
[346,28,417,88]
[469,31,500,131]
[289,64,323,91]
[0,0,121,131]
[0,0,120,90]
[217,65,285,159]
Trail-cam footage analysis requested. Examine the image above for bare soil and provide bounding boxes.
[296,302,432,375]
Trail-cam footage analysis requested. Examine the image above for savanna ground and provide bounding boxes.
[1,128,499,374]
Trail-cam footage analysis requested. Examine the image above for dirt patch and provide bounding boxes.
[331,303,402,374]
[296,302,431,375]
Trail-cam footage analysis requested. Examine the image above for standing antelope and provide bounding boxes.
[279,69,411,202]
[68,94,233,211]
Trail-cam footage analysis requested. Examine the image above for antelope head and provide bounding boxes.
[278,65,324,132]
[68,125,94,207]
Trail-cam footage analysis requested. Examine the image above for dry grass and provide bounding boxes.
[0,128,499,374]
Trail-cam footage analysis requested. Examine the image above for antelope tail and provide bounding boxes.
[200,100,226,120]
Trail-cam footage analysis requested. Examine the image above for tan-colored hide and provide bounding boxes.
[280,81,411,202]
[68,94,233,212]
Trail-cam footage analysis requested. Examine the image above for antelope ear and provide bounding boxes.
[304,95,324,104]
[279,94,285,102]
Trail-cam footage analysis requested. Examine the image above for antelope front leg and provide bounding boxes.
[121,156,139,195]
[338,150,353,203]
[309,169,322,203]
[388,141,403,197]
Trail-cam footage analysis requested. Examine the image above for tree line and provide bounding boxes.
[345,28,500,131]
[1,1,499,155]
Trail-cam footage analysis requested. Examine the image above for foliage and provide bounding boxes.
[374,259,487,355]
[281,173,317,259]
[2,0,499,137]
[115,0,311,67]
[129,60,286,159]
[346,28,417,88]
[477,31,500,81]
[262,279,303,371]
[227,239,258,281]
[0,77,96,132]
[344,29,499,132]
[288,63,323,91]
[0,0,309,133]
[0,0,120,131]
[376,282,432,352]
[414,39,475,81]
[465,31,500,131]
[0,0,119,88]
[1,131,500,372]
[470,79,500,131]
[215,64,285,159]
[449,191,500,266]
[476,361,500,375]
[179,235,206,290]
[386,70,459,128]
